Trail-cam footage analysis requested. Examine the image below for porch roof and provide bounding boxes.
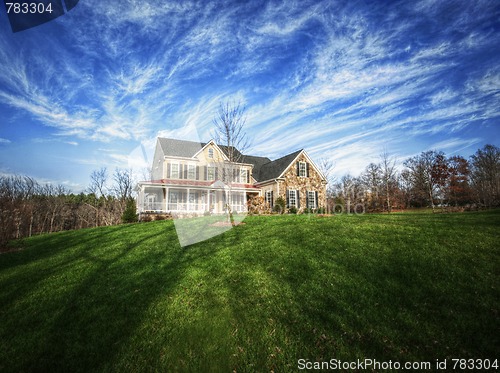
[141,179,260,190]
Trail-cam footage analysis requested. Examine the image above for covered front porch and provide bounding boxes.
[137,182,257,215]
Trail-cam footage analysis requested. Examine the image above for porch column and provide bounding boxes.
[207,190,211,213]
[187,188,191,211]
[165,187,169,211]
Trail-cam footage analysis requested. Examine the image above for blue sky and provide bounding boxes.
[0,0,499,191]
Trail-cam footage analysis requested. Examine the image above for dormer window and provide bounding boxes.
[208,148,214,159]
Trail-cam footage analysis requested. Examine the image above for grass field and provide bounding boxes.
[0,211,498,372]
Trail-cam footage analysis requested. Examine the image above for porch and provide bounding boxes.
[137,185,251,215]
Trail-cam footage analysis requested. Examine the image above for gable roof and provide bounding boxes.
[255,149,303,182]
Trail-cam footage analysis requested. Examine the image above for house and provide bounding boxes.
[136,137,327,215]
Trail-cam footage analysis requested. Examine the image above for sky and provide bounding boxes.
[0,0,499,192]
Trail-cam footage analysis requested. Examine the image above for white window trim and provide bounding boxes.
[187,164,196,180]
[308,191,316,209]
[207,166,215,181]
[289,189,297,207]
[299,162,307,177]
[240,168,247,183]
[170,163,180,179]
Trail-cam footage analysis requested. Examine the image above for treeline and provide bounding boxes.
[328,144,500,213]
[0,168,136,248]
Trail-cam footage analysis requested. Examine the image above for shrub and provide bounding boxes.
[274,196,286,214]
[288,206,297,214]
[122,199,138,223]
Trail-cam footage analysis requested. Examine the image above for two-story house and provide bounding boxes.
[136,137,327,215]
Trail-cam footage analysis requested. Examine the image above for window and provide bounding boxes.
[170,163,179,179]
[307,191,316,209]
[207,166,215,181]
[188,164,196,180]
[265,191,273,207]
[208,148,214,159]
[299,162,307,177]
[288,190,297,207]
[240,168,247,183]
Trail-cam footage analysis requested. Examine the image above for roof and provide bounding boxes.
[158,138,204,158]
[256,149,303,182]
[156,137,305,182]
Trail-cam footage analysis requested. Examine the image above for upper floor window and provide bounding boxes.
[240,168,248,183]
[188,164,196,180]
[299,162,307,177]
[170,163,179,179]
[208,148,214,159]
[207,166,215,181]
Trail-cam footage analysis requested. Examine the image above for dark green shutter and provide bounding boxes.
[286,189,289,208]
[196,166,200,180]
[297,191,300,208]
[247,170,250,183]
[270,191,274,208]
[306,163,310,177]
[296,162,300,176]
[315,191,318,208]
[306,192,309,209]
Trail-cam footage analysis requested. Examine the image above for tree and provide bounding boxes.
[447,155,472,206]
[211,101,249,225]
[318,158,335,213]
[112,168,134,202]
[403,150,447,211]
[380,151,397,213]
[470,144,500,207]
[360,163,382,212]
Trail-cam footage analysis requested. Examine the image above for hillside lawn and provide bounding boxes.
[0,211,498,372]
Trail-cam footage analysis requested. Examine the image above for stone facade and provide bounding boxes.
[259,153,327,212]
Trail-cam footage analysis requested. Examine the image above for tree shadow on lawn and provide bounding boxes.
[207,215,498,370]
[0,222,202,373]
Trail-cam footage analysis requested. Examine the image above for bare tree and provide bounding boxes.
[88,167,108,198]
[112,168,134,202]
[470,144,500,207]
[211,101,249,225]
[318,158,335,213]
[380,151,397,213]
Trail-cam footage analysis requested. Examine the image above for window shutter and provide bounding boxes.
[306,163,310,177]
[286,189,289,208]
[315,191,318,208]
[183,165,188,179]
[247,170,250,183]
[306,192,309,209]
[270,191,274,208]
[297,190,300,208]
[204,166,207,180]
[196,166,200,180]
[167,163,171,179]
[296,162,300,176]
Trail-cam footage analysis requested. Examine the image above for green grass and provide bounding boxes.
[0,211,499,372]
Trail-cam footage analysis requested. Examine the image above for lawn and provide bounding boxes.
[0,211,498,372]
